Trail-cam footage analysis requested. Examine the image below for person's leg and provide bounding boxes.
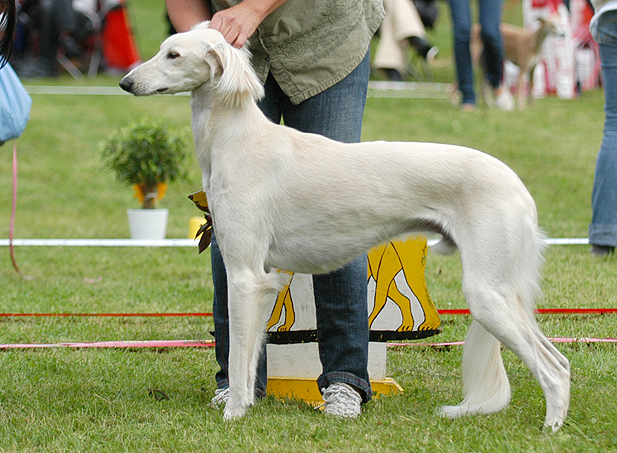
[281,53,372,403]
[389,0,435,60]
[477,0,504,89]
[41,0,79,60]
[589,11,617,253]
[448,0,475,105]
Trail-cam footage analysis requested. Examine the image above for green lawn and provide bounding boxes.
[0,0,615,451]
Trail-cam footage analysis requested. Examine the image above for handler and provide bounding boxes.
[166,0,385,417]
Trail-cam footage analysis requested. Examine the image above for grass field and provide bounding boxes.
[1,0,616,451]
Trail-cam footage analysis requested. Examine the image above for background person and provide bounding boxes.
[588,0,617,256]
[373,0,439,81]
[448,0,513,110]
[13,0,86,77]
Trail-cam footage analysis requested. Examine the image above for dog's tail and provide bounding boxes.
[438,320,511,418]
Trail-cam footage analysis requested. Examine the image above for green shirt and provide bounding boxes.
[209,0,385,104]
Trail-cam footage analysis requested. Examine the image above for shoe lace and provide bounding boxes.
[316,382,361,417]
[210,387,229,408]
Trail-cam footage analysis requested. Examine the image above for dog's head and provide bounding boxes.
[119,22,264,103]
[538,14,563,37]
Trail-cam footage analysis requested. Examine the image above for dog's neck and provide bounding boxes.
[190,84,217,187]
[190,84,215,147]
[190,82,261,148]
[532,22,553,54]
[190,83,267,197]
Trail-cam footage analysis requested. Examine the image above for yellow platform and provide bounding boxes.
[266,376,403,406]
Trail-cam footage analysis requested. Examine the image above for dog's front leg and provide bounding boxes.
[224,268,260,419]
[223,266,280,420]
[528,65,536,107]
[516,71,527,110]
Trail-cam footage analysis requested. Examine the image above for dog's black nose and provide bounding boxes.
[119,78,133,93]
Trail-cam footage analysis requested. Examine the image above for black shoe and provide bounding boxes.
[408,36,434,60]
[382,68,403,81]
[59,34,84,59]
[590,245,615,256]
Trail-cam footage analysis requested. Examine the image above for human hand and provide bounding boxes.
[209,2,264,48]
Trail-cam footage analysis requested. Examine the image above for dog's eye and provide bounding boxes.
[167,51,180,60]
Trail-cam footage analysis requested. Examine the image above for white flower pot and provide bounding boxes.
[127,208,169,239]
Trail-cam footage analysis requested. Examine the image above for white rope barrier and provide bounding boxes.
[0,238,589,247]
[26,82,454,99]
[0,239,198,247]
[428,238,590,246]
[25,86,136,96]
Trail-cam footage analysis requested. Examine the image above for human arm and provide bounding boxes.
[165,0,289,48]
[165,0,212,32]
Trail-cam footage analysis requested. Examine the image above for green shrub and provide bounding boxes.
[100,118,189,208]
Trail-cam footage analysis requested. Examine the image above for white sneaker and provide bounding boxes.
[210,387,229,408]
[495,86,515,111]
[426,46,439,61]
[316,382,362,418]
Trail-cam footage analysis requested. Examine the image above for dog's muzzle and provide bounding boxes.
[119,77,134,94]
[119,77,169,96]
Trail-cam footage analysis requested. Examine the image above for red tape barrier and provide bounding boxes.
[1,308,616,317]
[439,308,617,315]
[0,313,213,317]
[0,309,614,349]
[0,340,214,349]
[388,337,617,348]
[1,337,615,350]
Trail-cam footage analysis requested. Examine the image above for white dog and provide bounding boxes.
[119,23,570,430]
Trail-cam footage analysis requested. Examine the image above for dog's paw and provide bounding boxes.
[223,400,249,420]
[543,419,564,433]
[223,406,248,420]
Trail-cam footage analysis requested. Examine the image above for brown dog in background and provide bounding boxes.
[472,16,561,109]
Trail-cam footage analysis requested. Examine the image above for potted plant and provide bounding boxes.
[100,118,189,239]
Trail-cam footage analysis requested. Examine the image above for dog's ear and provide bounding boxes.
[206,42,265,104]
[203,42,225,83]
[192,20,211,31]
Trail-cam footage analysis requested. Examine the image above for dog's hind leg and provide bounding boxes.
[480,297,569,430]
[441,279,570,430]
[223,266,289,420]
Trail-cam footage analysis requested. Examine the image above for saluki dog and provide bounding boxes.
[471,16,561,109]
[119,23,570,430]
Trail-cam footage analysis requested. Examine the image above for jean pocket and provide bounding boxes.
[596,10,617,44]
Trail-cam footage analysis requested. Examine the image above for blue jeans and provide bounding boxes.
[448,0,504,105]
[589,10,617,247]
[212,52,373,402]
